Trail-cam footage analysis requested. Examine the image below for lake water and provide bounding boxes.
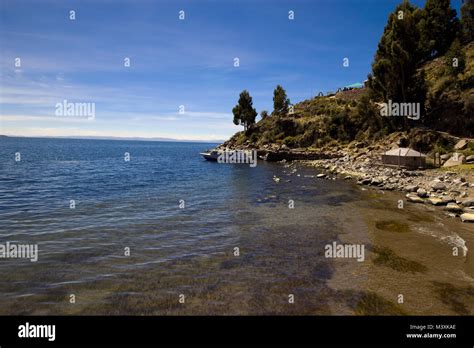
[0,137,473,315]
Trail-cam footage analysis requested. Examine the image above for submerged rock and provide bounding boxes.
[428,197,444,205]
[406,194,424,204]
[358,178,371,185]
[445,203,462,213]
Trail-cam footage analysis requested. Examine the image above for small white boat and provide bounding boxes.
[200,149,220,161]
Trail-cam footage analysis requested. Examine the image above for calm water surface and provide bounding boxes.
[0,137,472,315]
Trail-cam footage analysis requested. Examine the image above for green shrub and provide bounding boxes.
[283,136,297,147]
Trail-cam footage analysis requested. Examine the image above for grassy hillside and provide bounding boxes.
[223,43,474,152]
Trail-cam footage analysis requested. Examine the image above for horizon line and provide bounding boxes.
[0,134,224,143]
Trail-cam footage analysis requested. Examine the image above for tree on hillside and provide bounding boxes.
[368,2,426,101]
[232,90,257,131]
[260,110,269,119]
[353,94,385,136]
[461,0,474,43]
[273,85,290,116]
[368,1,427,129]
[418,0,459,57]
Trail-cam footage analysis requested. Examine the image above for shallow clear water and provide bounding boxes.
[0,137,472,315]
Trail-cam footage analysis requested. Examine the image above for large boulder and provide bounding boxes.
[443,154,465,168]
[405,184,418,192]
[466,155,474,163]
[417,188,428,198]
[460,213,474,223]
[431,182,447,191]
[454,139,468,150]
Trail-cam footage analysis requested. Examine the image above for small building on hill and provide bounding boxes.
[382,148,426,169]
[344,82,364,90]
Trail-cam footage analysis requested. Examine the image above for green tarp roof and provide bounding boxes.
[344,82,364,88]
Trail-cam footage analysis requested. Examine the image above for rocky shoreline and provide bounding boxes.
[257,148,338,161]
[220,140,474,224]
[300,149,474,224]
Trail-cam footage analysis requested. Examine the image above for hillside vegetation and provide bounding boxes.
[225,42,473,153]
[224,0,473,155]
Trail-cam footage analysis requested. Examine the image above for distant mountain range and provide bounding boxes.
[0,135,223,143]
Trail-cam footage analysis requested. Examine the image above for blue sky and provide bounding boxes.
[0,0,462,140]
